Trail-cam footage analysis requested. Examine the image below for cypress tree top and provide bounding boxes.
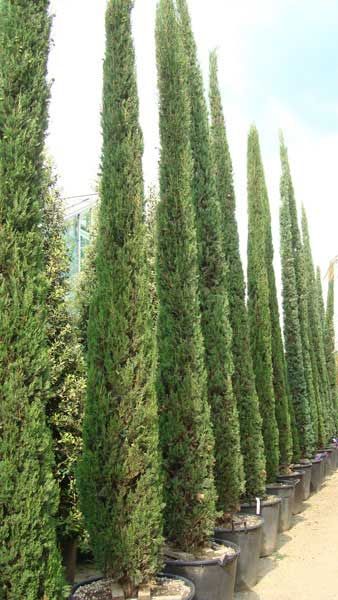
[177,1,244,518]
[78,0,163,591]
[0,1,65,597]
[156,0,216,551]
[247,125,279,482]
[209,55,266,500]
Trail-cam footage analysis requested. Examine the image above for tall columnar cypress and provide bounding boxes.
[325,278,338,432]
[78,1,163,592]
[262,182,293,469]
[0,2,66,598]
[316,268,335,437]
[156,0,216,550]
[247,126,279,482]
[280,140,313,459]
[209,54,266,500]
[281,139,316,451]
[301,208,328,445]
[177,0,244,517]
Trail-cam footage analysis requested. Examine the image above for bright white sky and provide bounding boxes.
[48,0,338,300]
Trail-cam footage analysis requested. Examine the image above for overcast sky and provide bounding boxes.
[48,0,338,295]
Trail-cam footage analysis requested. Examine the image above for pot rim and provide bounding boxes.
[277,470,305,479]
[215,513,264,533]
[266,482,295,493]
[241,495,282,509]
[292,463,312,470]
[165,539,240,568]
[70,573,195,600]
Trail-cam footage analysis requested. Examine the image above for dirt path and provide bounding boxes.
[236,471,338,600]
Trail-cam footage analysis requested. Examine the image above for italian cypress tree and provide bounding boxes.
[301,208,328,446]
[42,168,85,565]
[156,0,216,551]
[325,277,338,432]
[78,1,163,593]
[316,267,335,437]
[247,126,279,482]
[0,1,65,598]
[281,138,316,451]
[262,181,293,469]
[177,0,244,517]
[280,139,313,459]
[209,54,266,500]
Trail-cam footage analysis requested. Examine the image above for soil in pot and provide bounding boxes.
[266,482,295,532]
[291,463,312,500]
[240,495,281,557]
[164,540,240,600]
[214,513,263,591]
[276,471,305,514]
[71,574,194,600]
[310,457,324,493]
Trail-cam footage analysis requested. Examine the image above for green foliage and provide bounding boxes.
[247,126,279,482]
[316,268,335,437]
[262,175,293,468]
[325,279,338,433]
[178,3,243,517]
[156,0,216,550]
[42,168,85,542]
[209,56,266,500]
[78,0,163,590]
[0,1,66,597]
[280,139,313,459]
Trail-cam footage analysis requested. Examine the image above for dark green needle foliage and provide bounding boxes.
[280,140,313,459]
[156,0,217,550]
[42,168,85,546]
[178,1,244,517]
[325,278,338,433]
[0,1,66,598]
[262,180,293,469]
[316,268,335,437]
[209,55,266,500]
[281,138,316,452]
[247,126,279,482]
[78,1,163,592]
[301,208,328,445]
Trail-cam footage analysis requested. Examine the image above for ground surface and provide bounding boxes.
[236,470,338,600]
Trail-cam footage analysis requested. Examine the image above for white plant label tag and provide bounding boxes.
[256,497,261,515]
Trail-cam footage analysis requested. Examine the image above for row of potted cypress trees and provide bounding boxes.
[0,0,336,599]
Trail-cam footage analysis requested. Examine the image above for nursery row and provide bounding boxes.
[0,1,336,600]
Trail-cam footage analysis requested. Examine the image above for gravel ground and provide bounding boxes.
[236,470,338,600]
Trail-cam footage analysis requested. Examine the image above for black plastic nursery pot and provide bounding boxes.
[276,471,304,514]
[320,448,335,475]
[310,458,324,493]
[164,540,240,600]
[214,514,264,591]
[240,496,281,558]
[325,447,337,471]
[291,463,312,500]
[266,482,295,532]
[328,446,338,469]
[70,573,195,600]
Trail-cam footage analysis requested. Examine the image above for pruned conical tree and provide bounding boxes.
[281,139,316,452]
[280,138,313,459]
[316,267,335,437]
[247,125,279,482]
[301,207,328,446]
[155,0,216,551]
[0,1,65,597]
[209,55,266,500]
[262,179,293,469]
[177,1,244,518]
[78,1,163,593]
[325,277,338,433]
